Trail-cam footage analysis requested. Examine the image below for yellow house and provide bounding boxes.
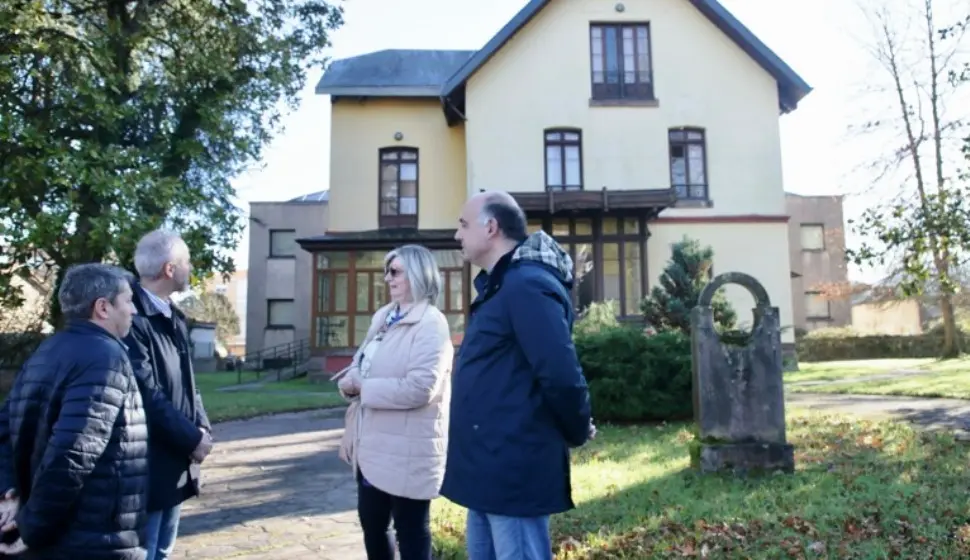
[302,0,811,367]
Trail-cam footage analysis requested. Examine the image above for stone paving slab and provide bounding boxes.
[172,407,365,559]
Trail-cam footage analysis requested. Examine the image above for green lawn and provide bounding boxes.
[786,358,970,400]
[430,412,970,558]
[788,369,970,400]
[784,359,938,383]
[195,372,344,422]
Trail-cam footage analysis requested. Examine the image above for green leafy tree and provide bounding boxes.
[0,0,344,325]
[845,2,969,357]
[641,237,737,334]
[179,292,240,346]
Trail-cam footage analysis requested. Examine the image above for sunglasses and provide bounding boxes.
[385,266,403,278]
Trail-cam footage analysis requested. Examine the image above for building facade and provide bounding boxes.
[202,268,249,355]
[254,0,812,370]
[245,191,330,355]
[785,193,851,332]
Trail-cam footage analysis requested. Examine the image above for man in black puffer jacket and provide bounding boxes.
[0,263,150,560]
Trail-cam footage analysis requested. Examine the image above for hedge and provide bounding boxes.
[796,326,966,362]
[574,325,693,422]
[0,332,47,370]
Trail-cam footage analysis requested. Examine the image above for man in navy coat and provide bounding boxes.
[442,191,594,560]
[125,229,213,560]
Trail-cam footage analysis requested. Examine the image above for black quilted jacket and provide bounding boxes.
[0,320,150,560]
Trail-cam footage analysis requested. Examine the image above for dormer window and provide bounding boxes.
[590,23,654,100]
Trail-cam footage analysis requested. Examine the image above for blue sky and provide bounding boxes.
[230,0,965,281]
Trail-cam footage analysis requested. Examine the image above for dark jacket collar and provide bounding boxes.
[473,248,516,297]
[65,319,123,343]
[131,280,184,320]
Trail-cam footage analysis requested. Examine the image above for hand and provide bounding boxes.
[0,537,27,555]
[338,371,362,396]
[0,489,18,531]
[588,418,597,441]
[191,429,213,463]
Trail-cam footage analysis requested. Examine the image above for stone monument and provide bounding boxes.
[689,272,794,474]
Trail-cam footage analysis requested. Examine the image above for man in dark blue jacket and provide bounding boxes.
[442,191,593,560]
[125,229,213,560]
[0,263,149,559]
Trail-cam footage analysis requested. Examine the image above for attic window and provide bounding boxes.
[590,23,654,100]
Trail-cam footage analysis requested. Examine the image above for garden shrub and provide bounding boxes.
[0,332,46,370]
[575,325,692,422]
[796,325,967,361]
[574,300,620,335]
[641,236,736,334]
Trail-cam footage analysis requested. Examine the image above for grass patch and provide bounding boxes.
[788,369,970,400]
[786,358,970,399]
[785,359,936,383]
[195,372,344,422]
[430,412,970,558]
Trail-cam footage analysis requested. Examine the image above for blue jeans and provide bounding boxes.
[465,509,552,560]
[144,505,181,560]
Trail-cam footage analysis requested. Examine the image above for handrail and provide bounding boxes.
[232,338,312,384]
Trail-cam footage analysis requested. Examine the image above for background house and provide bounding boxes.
[285,0,810,372]
[201,269,249,355]
[785,192,851,332]
[245,190,330,356]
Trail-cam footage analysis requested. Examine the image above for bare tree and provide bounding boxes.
[847,0,970,357]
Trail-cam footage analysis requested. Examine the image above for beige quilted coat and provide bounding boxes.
[335,301,453,500]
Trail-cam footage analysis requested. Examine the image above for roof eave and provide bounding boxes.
[441,0,551,97]
[315,85,443,97]
[441,0,813,115]
[691,0,812,113]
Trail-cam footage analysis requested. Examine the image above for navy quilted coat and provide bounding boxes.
[0,320,150,560]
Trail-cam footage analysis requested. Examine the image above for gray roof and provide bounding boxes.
[288,190,329,203]
[316,0,811,113]
[442,0,810,113]
[316,49,475,97]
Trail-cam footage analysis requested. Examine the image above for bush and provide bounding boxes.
[0,332,47,370]
[641,236,737,334]
[575,325,692,422]
[574,300,620,335]
[796,326,967,361]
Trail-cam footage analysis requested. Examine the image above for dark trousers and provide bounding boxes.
[357,472,432,560]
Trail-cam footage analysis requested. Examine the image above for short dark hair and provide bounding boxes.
[58,263,133,321]
[481,196,528,242]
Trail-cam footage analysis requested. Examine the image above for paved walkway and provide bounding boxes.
[787,392,970,432]
[172,407,364,560]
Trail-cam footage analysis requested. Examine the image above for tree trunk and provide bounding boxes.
[939,293,960,357]
[48,264,67,331]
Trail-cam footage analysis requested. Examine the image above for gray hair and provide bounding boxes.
[384,245,442,305]
[134,229,187,279]
[477,191,528,242]
[59,263,134,321]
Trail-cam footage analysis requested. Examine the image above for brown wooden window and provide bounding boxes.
[312,250,469,349]
[544,129,583,191]
[590,23,653,100]
[378,148,418,228]
[529,216,646,317]
[668,128,708,200]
